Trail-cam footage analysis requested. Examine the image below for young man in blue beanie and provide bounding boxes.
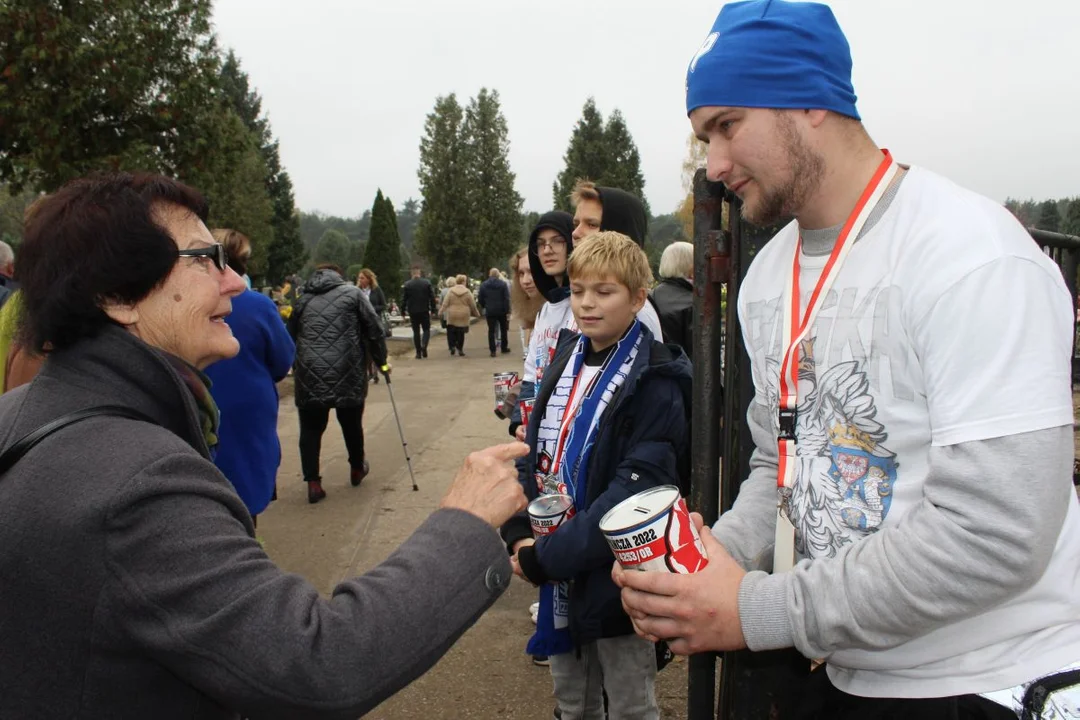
[617,1,1080,718]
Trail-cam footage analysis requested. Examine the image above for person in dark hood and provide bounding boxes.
[289,264,388,504]
[569,181,664,339]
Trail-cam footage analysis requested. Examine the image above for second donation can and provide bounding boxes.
[528,493,575,538]
[599,485,709,573]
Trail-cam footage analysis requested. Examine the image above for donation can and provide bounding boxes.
[599,485,709,573]
[528,493,575,538]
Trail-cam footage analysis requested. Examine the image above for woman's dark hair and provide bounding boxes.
[18,172,209,353]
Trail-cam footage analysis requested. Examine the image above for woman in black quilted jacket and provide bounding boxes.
[289,264,389,503]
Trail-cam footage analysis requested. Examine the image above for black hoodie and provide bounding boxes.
[596,187,649,248]
[527,211,576,303]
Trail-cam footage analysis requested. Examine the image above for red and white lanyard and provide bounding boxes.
[775,150,899,516]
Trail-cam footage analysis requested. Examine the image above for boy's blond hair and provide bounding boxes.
[569,179,600,208]
[567,231,653,293]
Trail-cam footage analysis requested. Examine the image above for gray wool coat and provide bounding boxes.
[0,324,511,719]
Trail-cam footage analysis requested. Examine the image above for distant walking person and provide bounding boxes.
[357,268,388,383]
[205,229,295,525]
[478,267,512,357]
[402,267,436,359]
[440,274,481,356]
[290,264,388,504]
[440,276,456,353]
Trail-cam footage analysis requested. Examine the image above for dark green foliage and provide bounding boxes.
[313,229,351,272]
[415,90,522,277]
[1064,199,1080,237]
[0,1,306,285]
[552,98,648,213]
[364,190,404,294]
[397,198,421,250]
[415,94,468,276]
[458,89,524,274]
[0,0,219,191]
[553,98,608,211]
[1037,199,1061,233]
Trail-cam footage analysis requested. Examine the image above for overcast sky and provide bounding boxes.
[211,0,1079,220]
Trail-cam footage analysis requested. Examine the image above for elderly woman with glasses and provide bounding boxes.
[0,173,528,720]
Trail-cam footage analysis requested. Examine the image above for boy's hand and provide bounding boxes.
[515,425,526,442]
[511,538,535,579]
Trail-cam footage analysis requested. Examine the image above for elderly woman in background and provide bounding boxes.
[509,246,544,361]
[0,172,527,720]
[356,268,387,384]
[440,273,481,357]
[439,275,455,353]
[204,229,295,526]
[651,240,695,358]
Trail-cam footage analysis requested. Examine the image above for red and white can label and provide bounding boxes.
[528,493,575,538]
[600,488,709,574]
[519,398,535,429]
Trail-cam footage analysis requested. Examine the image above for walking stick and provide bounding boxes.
[379,364,419,491]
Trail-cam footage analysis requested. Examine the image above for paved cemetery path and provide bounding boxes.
[261,320,695,719]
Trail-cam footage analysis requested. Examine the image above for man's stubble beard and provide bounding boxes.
[742,114,825,228]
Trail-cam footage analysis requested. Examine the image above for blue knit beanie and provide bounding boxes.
[686,0,860,120]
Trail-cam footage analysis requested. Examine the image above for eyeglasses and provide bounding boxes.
[177,243,228,272]
[532,237,567,254]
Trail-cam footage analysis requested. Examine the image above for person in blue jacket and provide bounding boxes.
[501,232,692,720]
[205,229,295,524]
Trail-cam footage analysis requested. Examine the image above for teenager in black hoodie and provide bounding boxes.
[568,182,665,340]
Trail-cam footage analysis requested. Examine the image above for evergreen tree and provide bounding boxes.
[312,229,351,272]
[553,98,608,211]
[262,145,307,285]
[1037,199,1061,233]
[218,51,304,284]
[460,88,524,273]
[0,0,219,192]
[397,198,421,250]
[364,190,404,294]
[602,110,649,216]
[1064,198,1080,237]
[177,105,274,278]
[415,94,468,276]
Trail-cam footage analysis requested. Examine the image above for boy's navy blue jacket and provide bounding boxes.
[500,325,692,646]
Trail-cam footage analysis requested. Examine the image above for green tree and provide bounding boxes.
[219,50,304,284]
[553,97,608,211]
[1064,198,1080,237]
[262,146,306,285]
[0,0,219,191]
[176,104,274,278]
[415,94,468,276]
[313,229,351,271]
[521,210,542,246]
[602,110,649,216]
[397,198,421,250]
[459,88,523,273]
[1036,199,1061,233]
[0,184,41,249]
[364,190,404,293]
